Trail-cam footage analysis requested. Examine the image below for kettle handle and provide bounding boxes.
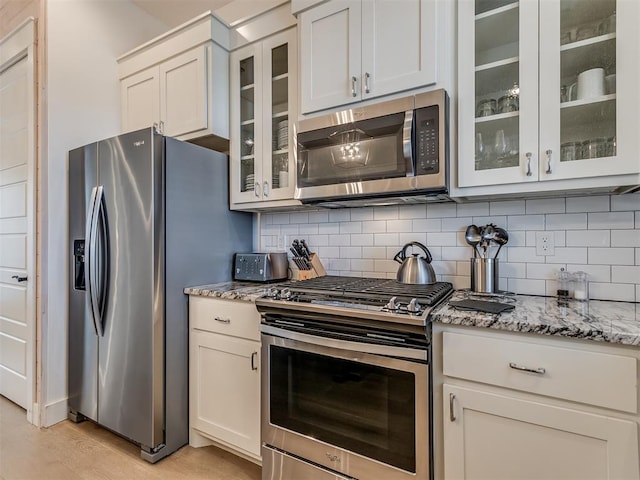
[402,241,433,263]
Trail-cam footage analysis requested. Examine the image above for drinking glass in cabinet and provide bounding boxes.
[599,13,616,35]
[498,94,518,114]
[476,99,496,118]
[561,142,582,162]
[583,138,607,158]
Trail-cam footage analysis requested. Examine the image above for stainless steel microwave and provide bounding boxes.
[294,89,449,207]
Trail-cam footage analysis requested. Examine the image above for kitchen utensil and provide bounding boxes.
[492,227,509,259]
[300,239,312,258]
[480,224,496,257]
[393,241,436,285]
[470,258,499,293]
[577,68,605,100]
[465,225,482,257]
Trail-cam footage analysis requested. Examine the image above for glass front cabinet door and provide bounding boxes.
[230,29,297,206]
[458,0,639,189]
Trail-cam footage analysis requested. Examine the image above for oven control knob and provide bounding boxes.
[407,298,422,313]
[384,296,399,311]
[266,287,280,299]
[280,287,292,300]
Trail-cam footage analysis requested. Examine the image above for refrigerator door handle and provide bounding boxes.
[85,186,99,335]
[96,187,110,336]
[87,186,105,337]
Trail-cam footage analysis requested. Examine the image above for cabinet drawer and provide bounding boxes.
[189,296,260,341]
[443,332,638,413]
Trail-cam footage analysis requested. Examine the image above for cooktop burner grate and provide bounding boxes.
[283,275,453,306]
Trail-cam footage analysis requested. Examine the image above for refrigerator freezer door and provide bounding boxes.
[96,129,164,450]
[68,143,99,422]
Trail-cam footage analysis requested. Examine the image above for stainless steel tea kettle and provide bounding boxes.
[393,242,437,285]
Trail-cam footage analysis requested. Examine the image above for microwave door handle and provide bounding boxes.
[403,110,415,176]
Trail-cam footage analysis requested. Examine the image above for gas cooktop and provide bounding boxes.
[256,275,453,327]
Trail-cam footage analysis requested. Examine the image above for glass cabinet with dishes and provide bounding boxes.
[458,0,639,189]
[230,28,297,206]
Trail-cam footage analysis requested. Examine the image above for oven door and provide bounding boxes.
[261,327,430,480]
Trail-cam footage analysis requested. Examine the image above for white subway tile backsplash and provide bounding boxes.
[442,275,470,290]
[566,195,610,213]
[490,200,525,215]
[260,194,639,299]
[398,204,427,219]
[546,213,587,230]
[329,210,350,222]
[527,263,561,280]
[329,235,351,246]
[566,264,611,283]
[457,202,489,217]
[566,230,610,247]
[589,282,636,302]
[588,211,635,229]
[374,206,399,220]
[427,203,457,218]
[588,247,635,265]
[350,234,374,246]
[526,198,565,214]
[412,218,442,232]
[611,229,640,247]
[374,233,399,246]
[427,232,458,246]
[508,215,545,231]
[610,193,640,212]
[339,221,362,234]
[318,223,340,234]
[508,278,546,295]
[441,217,473,232]
[350,208,373,221]
[387,219,414,232]
[308,210,329,223]
[611,266,640,284]
[362,220,387,233]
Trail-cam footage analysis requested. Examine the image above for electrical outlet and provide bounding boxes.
[536,231,555,256]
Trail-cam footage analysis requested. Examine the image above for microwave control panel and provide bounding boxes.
[415,105,439,175]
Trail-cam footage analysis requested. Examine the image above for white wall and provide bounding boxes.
[260,194,640,302]
[43,0,168,426]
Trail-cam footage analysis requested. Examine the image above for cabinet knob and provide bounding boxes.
[351,76,357,97]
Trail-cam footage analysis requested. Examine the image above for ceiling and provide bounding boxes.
[131,0,236,28]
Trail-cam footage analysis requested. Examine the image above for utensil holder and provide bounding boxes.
[470,258,499,293]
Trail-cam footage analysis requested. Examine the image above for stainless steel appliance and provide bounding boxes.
[67,127,253,463]
[233,252,288,282]
[393,241,437,285]
[256,276,453,480]
[295,89,449,207]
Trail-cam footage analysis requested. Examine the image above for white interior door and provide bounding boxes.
[0,26,35,418]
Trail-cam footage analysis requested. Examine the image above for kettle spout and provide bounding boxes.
[393,250,404,264]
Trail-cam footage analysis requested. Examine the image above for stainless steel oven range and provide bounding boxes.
[255,276,453,480]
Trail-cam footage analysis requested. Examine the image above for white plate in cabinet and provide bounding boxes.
[444,384,640,480]
[189,296,260,341]
[442,331,637,413]
[190,329,261,459]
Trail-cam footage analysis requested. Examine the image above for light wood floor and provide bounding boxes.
[0,396,261,480]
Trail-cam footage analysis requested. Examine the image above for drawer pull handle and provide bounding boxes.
[251,351,258,370]
[449,393,456,422]
[214,316,231,324]
[509,362,546,375]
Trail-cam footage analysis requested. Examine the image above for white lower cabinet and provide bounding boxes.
[188,296,261,463]
[439,329,640,480]
[443,384,639,480]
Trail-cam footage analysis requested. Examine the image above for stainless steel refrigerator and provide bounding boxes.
[68,127,252,463]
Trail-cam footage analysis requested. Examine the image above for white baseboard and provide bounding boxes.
[42,397,67,427]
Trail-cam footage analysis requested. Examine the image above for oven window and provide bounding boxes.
[269,345,416,473]
[296,112,407,187]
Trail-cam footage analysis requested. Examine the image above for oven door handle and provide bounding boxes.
[261,324,427,362]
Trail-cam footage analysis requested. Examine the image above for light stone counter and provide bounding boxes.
[430,290,640,346]
[184,281,283,302]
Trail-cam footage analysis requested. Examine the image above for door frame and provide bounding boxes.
[0,17,37,425]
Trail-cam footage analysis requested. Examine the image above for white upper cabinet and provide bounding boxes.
[457,0,640,194]
[118,13,230,151]
[300,0,437,114]
[230,28,298,208]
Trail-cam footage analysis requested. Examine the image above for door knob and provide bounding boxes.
[12,275,28,282]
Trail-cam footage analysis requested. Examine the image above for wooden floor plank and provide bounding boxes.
[0,396,261,480]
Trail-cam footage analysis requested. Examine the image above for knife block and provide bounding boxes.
[289,253,326,281]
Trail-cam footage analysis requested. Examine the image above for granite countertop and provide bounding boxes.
[184,281,283,302]
[431,290,640,347]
